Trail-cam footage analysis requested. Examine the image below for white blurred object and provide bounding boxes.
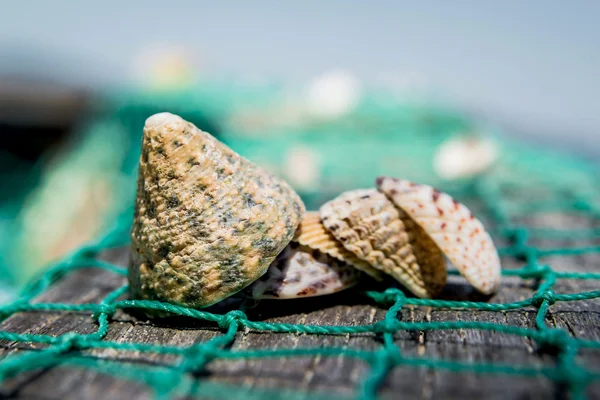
[284,146,321,190]
[306,70,361,118]
[434,134,499,180]
[132,43,201,89]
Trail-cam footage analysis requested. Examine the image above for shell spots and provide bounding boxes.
[453,199,460,210]
[243,193,257,208]
[166,195,180,209]
[187,157,200,167]
[157,243,171,259]
[254,237,278,253]
[219,255,246,289]
[146,203,157,219]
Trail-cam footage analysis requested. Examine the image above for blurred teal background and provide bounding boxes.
[0,1,598,298]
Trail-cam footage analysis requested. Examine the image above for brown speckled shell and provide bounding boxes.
[129,112,305,308]
[248,243,361,299]
[320,189,446,298]
[294,212,383,281]
[377,177,500,294]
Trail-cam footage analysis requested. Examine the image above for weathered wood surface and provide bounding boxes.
[0,212,598,399]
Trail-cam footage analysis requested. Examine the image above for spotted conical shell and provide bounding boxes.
[294,212,383,281]
[247,243,361,299]
[130,112,305,308]
[320,189,446,298]
[377,177,501,294]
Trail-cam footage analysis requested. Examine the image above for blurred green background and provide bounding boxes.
[0,1,598,300]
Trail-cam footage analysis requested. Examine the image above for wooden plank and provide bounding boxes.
[0,209,598,399]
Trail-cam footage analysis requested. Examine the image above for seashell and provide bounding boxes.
[247,243,361,299]
[399,211,448,297]
[294,212,384,281]
[320,189,446,298]
[376,177,501,294]
[433,134,499,180]
[129,112,305,308]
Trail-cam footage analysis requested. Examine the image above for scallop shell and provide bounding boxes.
[294,212,384,281]
[320,189,446,298]
[248,243,361,299]
[129,112,305,308]
[376,177,501,294]
[400,212,448,297]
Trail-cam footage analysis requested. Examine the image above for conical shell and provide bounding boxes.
[294,212,383,281]
[377,177,500,294]
[129,112,305,308]
[248,243,361,299]
[320,189,446,298]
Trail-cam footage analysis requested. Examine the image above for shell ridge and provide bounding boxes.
[320,188,445,298]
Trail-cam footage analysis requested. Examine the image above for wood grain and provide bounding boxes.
[0,212,598,399]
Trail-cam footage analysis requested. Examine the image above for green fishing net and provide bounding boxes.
[0,84,598,399]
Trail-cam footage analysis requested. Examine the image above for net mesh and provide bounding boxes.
[0,87,599,399]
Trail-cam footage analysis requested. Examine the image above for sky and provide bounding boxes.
[1,1,599,155]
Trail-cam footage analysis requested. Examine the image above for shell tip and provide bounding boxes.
[145,112,179,129]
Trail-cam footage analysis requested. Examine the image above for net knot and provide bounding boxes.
[219,310,247,329]
[532,290,556,307]
[60,332,89,350]
[379,319,401,333]
[96,303,116,315]
[381,288,406,304]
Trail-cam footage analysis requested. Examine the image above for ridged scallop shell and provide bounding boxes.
[377,177,500,294]
[320,189,446,298]
[294,212,383,281]
[248,243,361,299]
[398,212,447,297]
[129,112,305,308]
